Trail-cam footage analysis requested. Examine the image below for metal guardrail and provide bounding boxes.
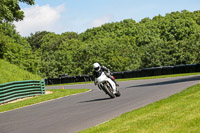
[0,80,45,104]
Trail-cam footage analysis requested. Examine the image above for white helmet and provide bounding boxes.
[93,62,101,72]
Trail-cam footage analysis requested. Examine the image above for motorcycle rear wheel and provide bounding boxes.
[115,90,121,97]
[115,87,121,97]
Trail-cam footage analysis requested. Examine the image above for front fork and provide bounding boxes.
[98,83,103,90]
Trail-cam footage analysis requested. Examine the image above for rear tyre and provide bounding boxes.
[115,91,121,97]
[115,87,121,97]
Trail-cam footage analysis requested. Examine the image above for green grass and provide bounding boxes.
[80,83,200,133]
[0,59,41,84]
[0,89,89,113]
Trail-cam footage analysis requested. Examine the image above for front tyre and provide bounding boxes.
[103,83,116,98]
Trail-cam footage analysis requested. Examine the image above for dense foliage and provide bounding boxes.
[0,0,34,22]
[0,10,200,78]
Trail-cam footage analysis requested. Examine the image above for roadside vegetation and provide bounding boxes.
[0,89,89,113]
[80,83,200,133]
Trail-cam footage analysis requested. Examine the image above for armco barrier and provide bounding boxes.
[75,75,92,82]
[45,64,200,85]
[162,66,174,75]
[50,78,61,84]
[141,67,163,77]
[45,75,93,85]
[61,76,76,84]
[196,64,200,72]
[141,68,154,77]
[174,64,197,74]
[174,65,187,74]
[0,80,45,104]
[124,71,133,78]
[153,67,163,76]
[184,64,196,73]
[113,72,124,79]
[132,70,142,77]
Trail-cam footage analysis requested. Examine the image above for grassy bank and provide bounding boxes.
[80,83,200,133]
[0,59,41,84]
[0,89,89,113]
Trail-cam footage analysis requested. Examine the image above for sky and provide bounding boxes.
[14,0,200,36]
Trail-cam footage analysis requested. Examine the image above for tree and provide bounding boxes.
[0,0,34,22]
[26,31,50,50]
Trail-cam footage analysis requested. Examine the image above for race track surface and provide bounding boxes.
[0,75,200,133]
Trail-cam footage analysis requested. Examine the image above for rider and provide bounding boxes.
[93,62,119,86]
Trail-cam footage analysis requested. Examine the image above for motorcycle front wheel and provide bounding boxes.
[103,83,116,98]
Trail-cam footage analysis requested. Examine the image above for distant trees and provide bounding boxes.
[0,10,200,78]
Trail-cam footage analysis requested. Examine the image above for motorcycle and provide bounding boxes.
[94,71,121,98]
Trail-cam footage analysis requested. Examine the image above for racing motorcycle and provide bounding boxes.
[94,71,121,98]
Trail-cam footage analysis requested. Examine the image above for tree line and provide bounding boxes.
[0,1,200,78]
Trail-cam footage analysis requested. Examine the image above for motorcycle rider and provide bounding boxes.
[93,62,119,86]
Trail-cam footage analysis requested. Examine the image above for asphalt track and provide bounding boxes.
[0,75,200,133]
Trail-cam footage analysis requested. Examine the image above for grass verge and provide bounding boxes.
[0,89,90,113]
[80,83,200,133]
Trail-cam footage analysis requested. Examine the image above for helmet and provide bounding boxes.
[93,62,101,72]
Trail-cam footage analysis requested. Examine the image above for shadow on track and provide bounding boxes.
[79,97,112,103]
[127,76,200,88]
